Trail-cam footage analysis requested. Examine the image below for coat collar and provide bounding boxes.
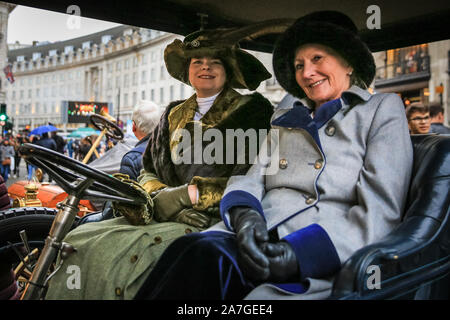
[271,86,371,148]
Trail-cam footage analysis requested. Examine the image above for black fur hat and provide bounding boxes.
[273,11,376,99]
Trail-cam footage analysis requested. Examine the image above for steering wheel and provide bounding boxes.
[90,114,124,140]
[19,143,147,205]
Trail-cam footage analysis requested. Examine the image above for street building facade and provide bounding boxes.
[2,23,284,134]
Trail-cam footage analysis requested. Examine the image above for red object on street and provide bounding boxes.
[8,181,97,217]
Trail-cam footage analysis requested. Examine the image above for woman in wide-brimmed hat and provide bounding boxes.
[134,11,413,300]
[45,28,274,300]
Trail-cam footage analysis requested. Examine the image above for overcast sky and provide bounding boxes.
[7,5,121,44]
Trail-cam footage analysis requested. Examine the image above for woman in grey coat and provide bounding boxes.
[0,140,15,182]
[135,11,414,300]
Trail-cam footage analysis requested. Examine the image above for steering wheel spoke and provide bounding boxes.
[19,143,147,206]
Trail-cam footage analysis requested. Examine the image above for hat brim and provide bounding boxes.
[273,20,375,99]
[165,39,272,91]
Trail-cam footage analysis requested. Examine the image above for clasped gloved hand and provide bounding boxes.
[229,206,270,282]
[262,241,300,282]
[153,184,193,222]
[172,208,211,229]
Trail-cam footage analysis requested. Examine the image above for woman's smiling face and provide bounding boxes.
[294,44,353,108]
[188,57,227,98]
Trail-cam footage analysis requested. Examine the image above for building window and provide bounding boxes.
[170,85,174,101]
[115,76,121,88]
[107,63,112,73]
[82,41,91,50]
[28,89,32,99]
[132,72,138,86]
[102,35,112,44]
[133,57,138,68]
[141,71,147,84]
[180,84,185,99]
[160,87,164,103]
[64,46,74,54]
[160,66,165,80]
[142,53,147,65]
[36,88,40,97]
[124,93,129,106]
[116,61,121,71]
[141,90,146,100]
[12,91,16,100]
[132,92,137,106]
[20,90,24,99]
[35,102,40,113]
[107,78,113,90]
[150,68,155,82]
[151,89,155,101]
[124,59,130,70]
[124,74,129,88]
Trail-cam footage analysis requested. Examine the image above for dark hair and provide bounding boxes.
[405,103,429,120]
[429,103,444,118]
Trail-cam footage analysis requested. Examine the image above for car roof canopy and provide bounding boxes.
[9,0,450,52]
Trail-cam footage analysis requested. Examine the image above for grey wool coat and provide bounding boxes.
[212,86,414,299]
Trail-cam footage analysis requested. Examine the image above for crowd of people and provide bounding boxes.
[0,128,124,183]
[0,10,449,300]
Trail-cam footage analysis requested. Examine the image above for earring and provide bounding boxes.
[347,70,353,76]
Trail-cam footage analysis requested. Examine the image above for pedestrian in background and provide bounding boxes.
[406,103,431,134]
[0,140,15,182]
[429,103,450,134]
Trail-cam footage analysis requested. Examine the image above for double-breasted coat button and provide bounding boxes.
[185,228,192,234]
[325,125,336,136]
[305,196,316,205]
[115,287,122,296]
[314,159,324,169]
[130,255,138,263]
[154,236,162,244]
[279,158,288,169]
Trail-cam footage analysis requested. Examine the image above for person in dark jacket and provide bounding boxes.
[31,132,57,181]
[429,103,450,134]
[51,131,66,154]
[119,100,162,181]
[34,132,57,150]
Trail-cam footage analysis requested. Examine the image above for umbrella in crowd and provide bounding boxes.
[67,127,101,138]
[29,124,59,136]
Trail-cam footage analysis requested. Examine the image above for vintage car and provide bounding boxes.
[0,0,449,301]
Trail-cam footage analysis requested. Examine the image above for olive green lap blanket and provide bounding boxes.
[45,217,199,300]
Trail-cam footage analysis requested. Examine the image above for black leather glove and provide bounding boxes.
[229,206,270,282]
[153,184,192,222]
[262,241,300,282]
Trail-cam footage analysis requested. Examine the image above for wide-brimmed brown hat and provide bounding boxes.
[273,11,376,99]
[164,27,276,91]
